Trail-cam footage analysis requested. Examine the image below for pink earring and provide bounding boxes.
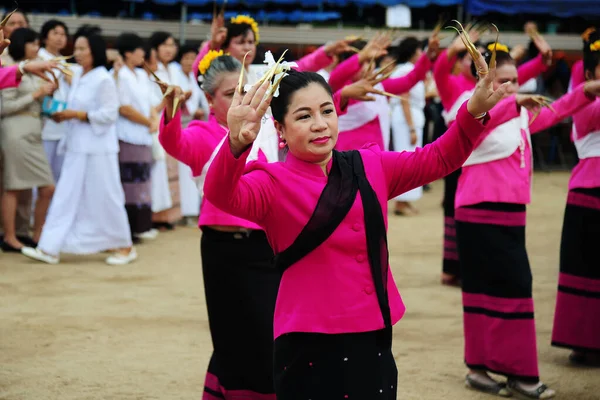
[278,141,286,149]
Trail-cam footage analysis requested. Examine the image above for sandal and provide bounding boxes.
[465,374,512,397]
[507,380,556,399]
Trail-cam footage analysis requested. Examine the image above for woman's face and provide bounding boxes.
[493,63,519,96]
[276,83,338,164]
[157,36,177,64]
[460,53,473,77]
[127,47,145,67]
[3,12,27,39]
[225,30,256,67]
[24,39,40,60]
[205,72,240,127]
[74,36,93,69]
[45,25,67,52]
[180,51,197,75]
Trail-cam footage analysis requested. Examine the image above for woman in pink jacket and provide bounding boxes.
[551,29,600,367]
[158,52,380,399]
[159,53,279,400]
[454,45,600,399]
[201,49,508,398]
[434,33,550,287]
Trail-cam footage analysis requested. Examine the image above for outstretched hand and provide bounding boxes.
[20,60,60,83]
[227,79,274,157]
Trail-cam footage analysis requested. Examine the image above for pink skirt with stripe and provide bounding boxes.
[552,188,600,353]
[456,202,540,382]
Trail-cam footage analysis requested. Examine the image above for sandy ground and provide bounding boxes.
[1,172,599,400]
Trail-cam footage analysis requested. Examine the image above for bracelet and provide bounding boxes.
[18,60,27,75]
[473,112,487,120]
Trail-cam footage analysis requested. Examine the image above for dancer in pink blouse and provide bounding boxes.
[552,28,600,367]
[327,32,439,151]
[158,52,383,400]
[454,45,600,399]
[202,47,508,398]
[159,53,279,400]
[434,32,551,287]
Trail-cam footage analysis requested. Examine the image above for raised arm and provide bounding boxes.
[383,45,511,197]
[328,53,361,93]
[192,41,211,80]
[381,52,431,95]
[295,46,333,73]
[159,111,214,175]
[517,54,548,85]
[204,140,276,223]
[529,82,596,134]
[433,49,461,110]
[382,103,486,198]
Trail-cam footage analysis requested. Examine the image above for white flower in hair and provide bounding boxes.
[244,50,298,97]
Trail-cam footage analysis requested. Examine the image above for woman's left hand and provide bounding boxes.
[51,110,79,123]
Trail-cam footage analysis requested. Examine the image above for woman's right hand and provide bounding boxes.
[227,80,273,157]
[161,84,187,123]
[466,50,510,117]
[34,82,58,100]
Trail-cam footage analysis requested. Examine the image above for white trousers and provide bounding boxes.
[39,152,132,255]
[178,161,200,217]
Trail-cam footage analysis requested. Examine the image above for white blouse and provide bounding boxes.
[62,66,119,154]
[115,66,153,146]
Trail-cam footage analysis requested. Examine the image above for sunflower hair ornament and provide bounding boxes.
[198,50,224,75]
[231,15,260,45]
[590,40,600,52]
[487,42,509,54]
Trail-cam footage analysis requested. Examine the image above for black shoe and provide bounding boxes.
[1,241,23,253]
[17,236,38,247]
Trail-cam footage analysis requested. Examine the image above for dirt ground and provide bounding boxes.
[1,172,598,400]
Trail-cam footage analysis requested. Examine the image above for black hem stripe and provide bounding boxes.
[204,386,226,399]
[466,362,539,383]
[464,306,534,320]
[551,341,600,354]
[558,285,600,299]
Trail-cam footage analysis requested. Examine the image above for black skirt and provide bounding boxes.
[273,328,397,400]
[200,227,280,398]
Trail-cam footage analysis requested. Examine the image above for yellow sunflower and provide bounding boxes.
[198,50,224,75]
[231,15,260,45]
